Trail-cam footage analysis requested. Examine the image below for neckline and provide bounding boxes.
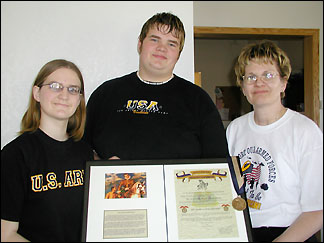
[36,128,71,145]
[249,108,290,131]
[254,107,288,126]
[136,71,173,85]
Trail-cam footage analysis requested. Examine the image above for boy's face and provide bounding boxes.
[138,24,180,78]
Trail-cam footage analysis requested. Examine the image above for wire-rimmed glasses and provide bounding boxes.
[242,72,280,84]
[40,82,82,95]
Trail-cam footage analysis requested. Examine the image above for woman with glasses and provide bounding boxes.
[226,40,322,242]
[1,59,94,241]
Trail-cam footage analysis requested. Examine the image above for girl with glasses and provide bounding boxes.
[1,59,94,241]
[226,40,322,242]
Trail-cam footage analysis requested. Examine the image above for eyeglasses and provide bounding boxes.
[40,82,82,95]
[242,72,279,84]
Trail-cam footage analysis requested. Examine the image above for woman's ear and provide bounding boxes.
[241,84,247,97]
[281,77,288,93]
[32,85,41,102]
[242,89,246,97]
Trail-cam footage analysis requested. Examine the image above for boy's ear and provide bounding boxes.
[137,40,142,54]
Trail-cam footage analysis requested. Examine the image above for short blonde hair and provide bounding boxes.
[19,59,86,141]
[234,40,291,98]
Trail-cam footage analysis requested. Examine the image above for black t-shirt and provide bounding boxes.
[83,72,229,160]
[1,129,94,242]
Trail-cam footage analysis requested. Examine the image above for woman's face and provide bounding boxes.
[241,60,287,109]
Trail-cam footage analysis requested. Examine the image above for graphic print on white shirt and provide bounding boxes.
[226,109,323,227]
[237,146,277,210]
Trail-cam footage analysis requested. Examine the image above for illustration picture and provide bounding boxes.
[104,172,146,199]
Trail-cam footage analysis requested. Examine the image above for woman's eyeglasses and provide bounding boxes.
[242,72,279,84]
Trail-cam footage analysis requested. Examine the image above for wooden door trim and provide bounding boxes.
[194,26,320,125]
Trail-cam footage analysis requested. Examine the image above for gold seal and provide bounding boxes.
[232,197,247,211]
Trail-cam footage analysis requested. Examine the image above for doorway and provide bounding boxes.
[194,26,320,126]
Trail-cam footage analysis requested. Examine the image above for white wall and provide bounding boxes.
[1,1,194,149]
[193,1,323,131]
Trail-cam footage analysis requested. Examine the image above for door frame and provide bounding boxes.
[194,26,320,125]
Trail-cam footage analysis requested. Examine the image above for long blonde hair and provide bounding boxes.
[19,59,86,141]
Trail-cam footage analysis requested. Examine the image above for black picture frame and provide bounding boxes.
[81,156,253,242]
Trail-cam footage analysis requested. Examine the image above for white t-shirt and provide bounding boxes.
[226,109,323,227]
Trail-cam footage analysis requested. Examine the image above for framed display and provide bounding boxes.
[81,157,252,242]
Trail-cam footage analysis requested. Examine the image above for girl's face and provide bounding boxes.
[242,60,287,109]
[33,67,81,124]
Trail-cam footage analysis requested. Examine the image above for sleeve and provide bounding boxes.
[298,125,323,212]
[198,90,230,158]
[1,144,28,221]
[82,85,102,149]
[225,121,236,156]
[83,81,114,151]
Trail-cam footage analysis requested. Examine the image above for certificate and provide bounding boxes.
[81,157,252,242]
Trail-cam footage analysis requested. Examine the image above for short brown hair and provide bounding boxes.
[235,40,291,96]
[138,12,185,55]
[19,59,86,141]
